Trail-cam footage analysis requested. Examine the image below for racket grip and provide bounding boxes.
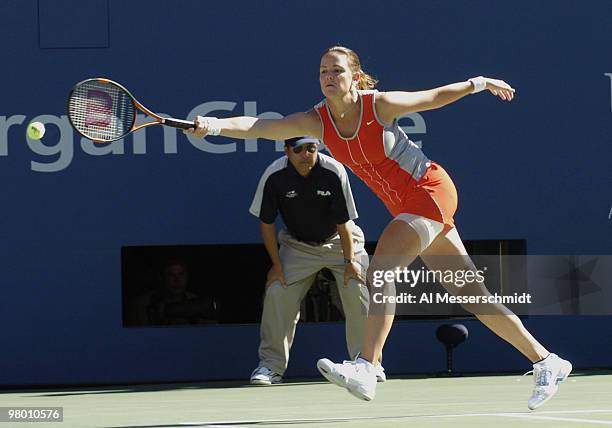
[163,118,195,129]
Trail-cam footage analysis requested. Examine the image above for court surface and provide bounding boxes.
[2,372,611,428]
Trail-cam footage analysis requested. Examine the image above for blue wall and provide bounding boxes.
[0,0,611,385]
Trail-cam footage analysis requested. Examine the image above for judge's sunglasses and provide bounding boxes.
[291,143,318,154]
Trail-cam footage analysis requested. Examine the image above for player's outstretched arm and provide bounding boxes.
[375,77,515,123]
[184,110,321,141]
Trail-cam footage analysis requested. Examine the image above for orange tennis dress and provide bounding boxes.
[315,90,458,232]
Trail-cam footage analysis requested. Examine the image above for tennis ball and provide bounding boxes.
[27,122,45,140]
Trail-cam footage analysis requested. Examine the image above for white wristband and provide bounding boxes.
[468,76,487,94]
[204,117,222,136]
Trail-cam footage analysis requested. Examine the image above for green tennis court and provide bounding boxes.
[3,372,611,427]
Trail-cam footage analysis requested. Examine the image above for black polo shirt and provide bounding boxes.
[249,153,358,243]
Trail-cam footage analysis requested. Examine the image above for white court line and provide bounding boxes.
[497,414,612,425]
[184,409,612,426]
[536,410,612,415]
[422,409,612,418]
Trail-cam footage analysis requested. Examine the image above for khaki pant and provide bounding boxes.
[258,223,370,375]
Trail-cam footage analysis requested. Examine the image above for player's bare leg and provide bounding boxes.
[318,220,421,400]
[360,221,422,363]
[420,228,572,409]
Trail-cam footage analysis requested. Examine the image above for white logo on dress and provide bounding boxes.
[317,190,331,196]
[366,120,375,126]
[285,190,298,198]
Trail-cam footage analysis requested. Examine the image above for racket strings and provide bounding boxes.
[68,80,135,141]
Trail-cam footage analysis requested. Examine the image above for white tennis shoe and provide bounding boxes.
[527,353,572,410]
[250,366,282,385]
[375,364,387,383]
[317,358,377,401]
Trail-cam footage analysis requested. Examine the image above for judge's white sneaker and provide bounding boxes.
[250,366,282,385]
[527,353,572,410]
[317,358,377,401]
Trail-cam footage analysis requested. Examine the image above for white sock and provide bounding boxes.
[356,357,374,369]
[535,353,553,365]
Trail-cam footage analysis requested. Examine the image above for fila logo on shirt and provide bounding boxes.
[605,73,612,111]
[285,190,298,198]
[317,190,331,196]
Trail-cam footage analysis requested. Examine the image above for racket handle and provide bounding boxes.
[163,117,195,129]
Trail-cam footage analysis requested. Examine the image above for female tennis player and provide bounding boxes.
[185,46,571,410]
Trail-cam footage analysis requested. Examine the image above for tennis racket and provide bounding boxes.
[67,78,194,143]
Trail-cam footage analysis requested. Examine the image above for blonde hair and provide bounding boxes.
[324,46,378,90]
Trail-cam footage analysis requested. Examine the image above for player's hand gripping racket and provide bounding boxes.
[67,78,194,143]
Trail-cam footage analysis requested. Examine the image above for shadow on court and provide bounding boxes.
[3,370,610,398]
[4,379,335,397]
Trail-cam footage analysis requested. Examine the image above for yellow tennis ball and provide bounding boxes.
[27,122,45,140]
